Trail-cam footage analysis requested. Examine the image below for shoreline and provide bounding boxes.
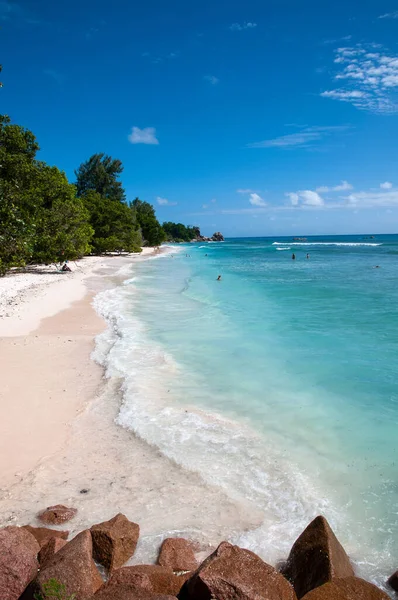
[0,244,394,595]
[0,251,154,485]
[0,246,261,563]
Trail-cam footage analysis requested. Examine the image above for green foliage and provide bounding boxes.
[83,191,142,253]
[0,115,93,273]
[0,116,41,273]
[0,180,36,275]
[34,578,76,600]
[132,198,166,246]
[162,221,198,242]
[75,153,125,202]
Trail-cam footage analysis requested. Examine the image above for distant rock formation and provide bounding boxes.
[192,228,224,242]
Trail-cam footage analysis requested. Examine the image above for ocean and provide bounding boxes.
[94,235,398,589]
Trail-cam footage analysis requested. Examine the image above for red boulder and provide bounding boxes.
[38,504,77,525]
[90,513,140,571]
[281,516,354,599]
[158,538,198,572]
[301,577,389,599]
[37,530,103,600]
[179,541,297,600]
[0,526,39,600]
[38,537,68,568]
[107,565,185,596]
[23,525,69,547]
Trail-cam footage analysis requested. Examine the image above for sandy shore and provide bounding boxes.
[0,249,261,561]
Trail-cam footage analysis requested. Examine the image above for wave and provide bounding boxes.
[91,255,396,588]
[91,272,353,570]
[276,247,291,251]
[272,242,382,247]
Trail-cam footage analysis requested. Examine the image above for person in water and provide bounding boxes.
[306,253,310,259]
[217,275,221,281]
[292,253,296,260]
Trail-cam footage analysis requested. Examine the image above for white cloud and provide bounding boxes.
[299,190,324,206]
[211,198,217,203]
[322,44,398,113]
[128,126,159,145]
[202,204,209,209]
[321,90,366,100]
[156,196,177,206]
[379,11,398,19]
[230,22,257,31]
[344,190,398,206]
[316,181,353,193]
[286,190,324,206]
[204,75,219,85]
[380,181,392,189]
[249,193,267,206]
[237,188,259,194]
[247,125,349,149]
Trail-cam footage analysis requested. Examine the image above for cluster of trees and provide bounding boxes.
[162,222,198,243]
[0,115,198,275]
[0,115,93,274]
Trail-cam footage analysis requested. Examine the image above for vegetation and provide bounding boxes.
[0,115,93,274]
[162,222,197,242]
[131,198,167,246]
[0,114,202,275]
[34,578,76,600]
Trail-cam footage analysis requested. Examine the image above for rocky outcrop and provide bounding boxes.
[37,530,103,600]
[38,504,77,525]
[158,538,198,572]
[0,513,393,600]
[281,516,354,599]
[301,577,389,599]
[0,526,39,600]
[23,524,69,547]
[388,570,398,591]
[38,537,68,567]
[90,513,139,571]
[179,541,297,600]
[107,565,186,596]
[192,227,224,242]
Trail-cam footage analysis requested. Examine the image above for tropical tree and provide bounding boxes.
[82,190,142,253]
[131,198,166,246]
[31,166,93,263]
[0,116,93,273]
[75,153,125,201]
[0,115,41,273]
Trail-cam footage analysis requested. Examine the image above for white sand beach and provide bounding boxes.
[0,250,261,562]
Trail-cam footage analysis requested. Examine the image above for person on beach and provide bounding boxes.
[217,275,221,281]
[292,253,296,260]
[61,261,71,272]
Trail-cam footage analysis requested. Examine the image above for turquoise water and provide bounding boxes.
[96,235,398,587]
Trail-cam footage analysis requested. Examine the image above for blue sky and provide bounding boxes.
[2,0,398,236]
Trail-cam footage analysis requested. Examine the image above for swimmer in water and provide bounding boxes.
[292,253,296,260]
[306,253,310,259]
[217,275,221,281]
